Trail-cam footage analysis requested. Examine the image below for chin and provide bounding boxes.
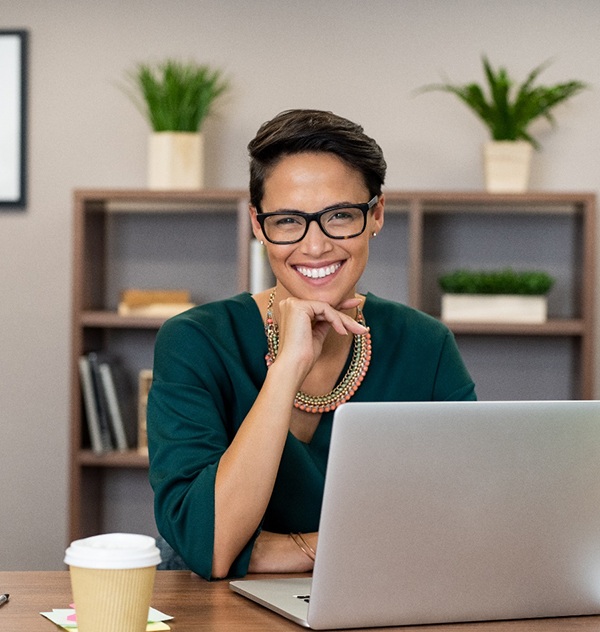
[296,282,356,307]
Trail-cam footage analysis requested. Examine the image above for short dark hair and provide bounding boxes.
[248,109,387,210]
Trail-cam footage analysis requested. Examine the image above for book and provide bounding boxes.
[118,302,195,317]
[96,354,138,449]
[138,369,153,454]
[109,360,138,449]
[87,352,114,452]
[98,362,129,451]
[118,288,195,317]
[78,356,106,455]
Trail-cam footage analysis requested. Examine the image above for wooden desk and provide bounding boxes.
[1,570,599,632]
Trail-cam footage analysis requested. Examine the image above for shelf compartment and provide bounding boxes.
[80,311,168,329]
[78,449,149,468]
[443,318,585,336]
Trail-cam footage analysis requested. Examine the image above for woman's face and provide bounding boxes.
[250,152,384,307]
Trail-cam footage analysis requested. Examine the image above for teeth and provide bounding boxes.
[296,263,341,279]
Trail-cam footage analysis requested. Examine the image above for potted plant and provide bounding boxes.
[419,58,587,192]
[438,268,555,323]
[123,59,229,189]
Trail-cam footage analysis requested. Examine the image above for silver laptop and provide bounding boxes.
[230,400,600,629]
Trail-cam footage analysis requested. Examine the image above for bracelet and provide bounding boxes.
[290,532,316,561]
[296,533,317,558]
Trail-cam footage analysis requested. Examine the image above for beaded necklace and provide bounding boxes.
[264,290,372,414]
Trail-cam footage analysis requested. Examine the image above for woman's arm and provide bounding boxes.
[211,296,366,577]
[211,356,304,577]
[248,531,318,573]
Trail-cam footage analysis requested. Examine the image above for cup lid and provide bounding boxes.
[64,533,161,569]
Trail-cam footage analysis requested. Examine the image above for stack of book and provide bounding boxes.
[78,353,138,454]
[118,288,195,318]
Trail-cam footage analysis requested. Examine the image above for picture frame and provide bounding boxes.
[0,30,28,208]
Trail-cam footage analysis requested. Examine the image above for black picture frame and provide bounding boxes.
[0,30,28,208]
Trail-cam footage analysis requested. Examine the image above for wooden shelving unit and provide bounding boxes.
[69,189,596,541]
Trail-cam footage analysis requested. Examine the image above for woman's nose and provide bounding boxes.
[301,219,332,254]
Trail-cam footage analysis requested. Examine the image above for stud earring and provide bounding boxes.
[259,240,264,245]
[372,232,377,237]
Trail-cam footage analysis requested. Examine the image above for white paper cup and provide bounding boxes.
[64,533,161,632]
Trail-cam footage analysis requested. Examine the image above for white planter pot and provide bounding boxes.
[148,131,204,190]
[483,140,533,193]
[441,294,548,324]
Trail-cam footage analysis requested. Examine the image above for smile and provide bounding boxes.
[295,262,342,279]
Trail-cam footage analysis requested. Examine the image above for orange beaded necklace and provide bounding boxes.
[264,290,372,414]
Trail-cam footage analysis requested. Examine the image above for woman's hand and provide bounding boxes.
[274,296,368,381]
[248,531,318,574]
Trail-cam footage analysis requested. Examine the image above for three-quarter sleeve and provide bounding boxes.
[147,299,262,579]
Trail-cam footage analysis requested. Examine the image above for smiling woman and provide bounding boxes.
[250,151,382,309]
[147,109,476,581]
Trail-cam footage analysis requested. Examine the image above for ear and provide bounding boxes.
[249,205,265,242]
[370,194,385,235]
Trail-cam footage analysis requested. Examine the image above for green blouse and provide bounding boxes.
[147,292,476,580]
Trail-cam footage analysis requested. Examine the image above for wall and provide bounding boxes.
[1,0,599,569]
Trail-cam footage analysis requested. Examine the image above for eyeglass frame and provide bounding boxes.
[255,195,379,245]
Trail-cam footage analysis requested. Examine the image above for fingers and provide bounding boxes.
[333,298,369,335]
[336,297,362,311]
[312,306,366,336]
[280,297,367,337]
[272,296,368,379]
[318,299,368,336]
[328,311,369,336]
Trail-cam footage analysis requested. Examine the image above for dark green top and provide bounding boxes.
[147,293,476,580]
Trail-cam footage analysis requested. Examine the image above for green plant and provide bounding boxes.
[123,59,229,132]
[438,269,555,295]
[419,57,588,149]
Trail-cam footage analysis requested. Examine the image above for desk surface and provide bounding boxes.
[1,570,600,632]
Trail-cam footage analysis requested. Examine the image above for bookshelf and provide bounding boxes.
[69,189,596,541]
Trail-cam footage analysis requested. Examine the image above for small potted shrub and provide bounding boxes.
[439,268,555,323]
[123,59,229,189]
[419,58,587,192]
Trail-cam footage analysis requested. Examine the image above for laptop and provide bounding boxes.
[230,400,600,629]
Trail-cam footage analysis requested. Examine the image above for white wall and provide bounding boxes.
[1,0,599,569]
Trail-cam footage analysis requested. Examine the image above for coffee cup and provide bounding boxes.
[64,533,161,632]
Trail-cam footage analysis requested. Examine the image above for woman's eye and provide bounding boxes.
[326,210,356,224]
[274,215,302,227]
[331,211,353,221]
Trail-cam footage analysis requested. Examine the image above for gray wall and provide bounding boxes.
[1,0,599,569]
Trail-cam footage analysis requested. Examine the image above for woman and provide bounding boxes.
[147,109,476,580]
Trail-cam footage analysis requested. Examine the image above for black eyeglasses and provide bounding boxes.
[256,196,378,245]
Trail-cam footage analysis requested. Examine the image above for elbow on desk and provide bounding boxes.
[211,545,239,580]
